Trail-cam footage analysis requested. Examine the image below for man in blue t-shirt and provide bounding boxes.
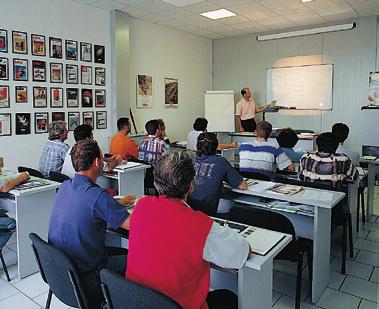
[48,139,134,307]
[188,132,247,216]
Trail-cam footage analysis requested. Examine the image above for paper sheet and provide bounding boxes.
[248,181,276,192]
[302,189,333,202]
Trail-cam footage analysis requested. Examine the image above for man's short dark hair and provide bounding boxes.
[276,128,299,148]
[241,88,247,96]
[316,132,338,153]
[332,123,349,143]
[73,124,92,142]
[256,121,272,139]
[71,139,101,172]
[193,118,208,131]
[154,149,195,199]
[145,119,159,135]
[196,132,218,156]
[117,117,130,131]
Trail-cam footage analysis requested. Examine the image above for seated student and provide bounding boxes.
[109,117,138,160]
[187,118,208,151]
[239,121,295,179]
[157,118,171,145]
[276,128,305,163]
[49,139,134,308]
[332,123,359,166]
[126,149,250,309]
[138,119,170,165]
[299,132,358,188]
[188,132,248,216]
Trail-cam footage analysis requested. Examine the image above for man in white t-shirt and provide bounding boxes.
[187,118,208,151]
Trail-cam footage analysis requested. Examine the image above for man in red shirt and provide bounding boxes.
[109,117,138,160]
[126,149,250,309]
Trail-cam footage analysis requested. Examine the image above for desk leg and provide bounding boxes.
[366,163,375,219]
[118,170,144,196]
[16,189,56,279]
[238,262,273,309]
[312,207,331,303]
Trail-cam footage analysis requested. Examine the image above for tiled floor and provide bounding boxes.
[0,194,378,308]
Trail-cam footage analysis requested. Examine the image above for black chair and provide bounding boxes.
[356,175,367,232]
[239,171,272,182]
[49,171,70,183]
[29,233,91,309]
[100,269,182,309]
[229,205,312,309]
[18,166,45,178]
[0,211,16,281]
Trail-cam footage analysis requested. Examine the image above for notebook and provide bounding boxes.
[113,162,142,171]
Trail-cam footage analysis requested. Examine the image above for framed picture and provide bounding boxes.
[31,34,46,56]
[68,112,80,131]
[96,111,107,129]
[95,89,106,107]
[95,67,105,86]
[34,113,48,134]
[0,58,8,80]
[33,86,47,108]
[12,31,27,54]
[66,64,78,84]
[50,63,63,83]
[94,45,105,64]
[13,58,28,81]
[80,42,92,62]
[32,60,46,82]
[81,89,93,107]
[65,40,78,60]
[15,86,27,103]
[83,111,94,128]
[136,74,153,108]
[50,87,63,108]
[66,88,79,107]
[52,111,65,122]
[0,30,8,53]
[164,78,178,108]
[15,113,30,135]
[0,86,9,108]
[49,37,62,59]
[0,113,11,136]
[81,65,92,85]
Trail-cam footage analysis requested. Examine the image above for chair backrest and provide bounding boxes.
[100,269,182,309]
[18,166,45,178]
[28,233,90,309]
[49,171,70,183]
[239,171,272,182]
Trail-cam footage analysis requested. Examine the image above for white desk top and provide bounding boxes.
[112,163,150,174]
[360,157,379,165]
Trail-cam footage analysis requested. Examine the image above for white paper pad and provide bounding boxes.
[248,181,276,192]
[114,162,142,170]
[302,189,333,202]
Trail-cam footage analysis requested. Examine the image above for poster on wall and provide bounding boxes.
[81,42,92,62]
[13,58,28,81]
[65,40,78,60]
[66,64,78,84]
[0,58,8,80]
[68,112,80,131]
[15,86,27,103]
[136,74,153,109]
[50,37,62,59]
[96,111,107,129]
[0,30,8,53]
[81,89,93,107]
[368,72,379,105]
[0,113,11,136]
[94,45,105,64]
[52,112,65,122]
[81,66,92,85]
[35,113,48,134]
[0,86,9,108]
[50,63,63,83]
[50,87,63,108]
[33,87,47,107]
[164,78,178,108]
[95,67,105,86]
[31,34,46,56]
[15,113,30,135]
[32,60,46,82]
[12,31,27,54]
[66,88,79,107]
[83,111,94,128]
[95,89,106,107]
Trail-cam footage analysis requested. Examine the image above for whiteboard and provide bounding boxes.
[267,64,333,110]
[205,90,235,132]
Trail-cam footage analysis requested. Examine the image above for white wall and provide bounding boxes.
[128,18,212,142]
[0,0,112,171]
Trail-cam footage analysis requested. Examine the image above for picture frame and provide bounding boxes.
[15,86,27,103]
[15,113,31,135]
[66,88,79,107]
[81,65,92,85]
[31,34,46,56]
[12,31,27,54]
[82,111,94,128]
[52,111,65,122]
[94,45,105,64]
[0,58,8,80]
[95,89,106,107]
[95,67,105,86]
[96,111,107,129]
[50,87,63,108]
[33,86,47,108]
[0,113,11,136]
[0,86,9,108]
[81,88,93,107]
[49,37,62,59]
[34,112,48,134]
[65,39,78,60]
[32,60,46,82]
[80,42,92,62]
[66,64,78,84]
[50,63,63,83]
[0,30,8,53]
[13,58,28,81]
[68,112,80,131]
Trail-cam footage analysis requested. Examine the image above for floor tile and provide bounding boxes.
[6,234,16,246]
[367,231,379,242]
[362,222,379,232]
[273,295,320,309]
[369,267,378,283]
[330,257,373,280]
[11,273,49,298]
[354,238,379,254]
[340,275,377,302]
[355,250,379,267]
[272,291,281,305]
[273,260,306,277]
[359,299,378,309]
[328,270,346,290]
[316,287,361,309]
[0,264,18,282]
[33,291,73,309]
[358,230,369,240]
[273,272,310,300]
[0,277,19,302]
[6,242,17,253]
[0,248,17,271]
[0,292,41,309]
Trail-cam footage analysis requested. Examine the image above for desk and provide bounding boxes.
[360,158,379,218]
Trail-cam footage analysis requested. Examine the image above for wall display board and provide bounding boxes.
[204,90,235,132]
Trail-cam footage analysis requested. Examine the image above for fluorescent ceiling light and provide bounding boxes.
[301,0,313,2]
[200,9,236,20]
[161,0,204,7]
[257,22,355,41]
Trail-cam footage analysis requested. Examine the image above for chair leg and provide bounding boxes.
[360,190,365,223]
[347,214,354,258]
[356,193,360,232]
[295,251,303,309]
[0,252,10,281]
[306,247,313,299]
[45,289,52,309]
[341,222,347,275]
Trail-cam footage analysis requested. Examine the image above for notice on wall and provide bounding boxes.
[368,72,379,105]
[136,74,153,109]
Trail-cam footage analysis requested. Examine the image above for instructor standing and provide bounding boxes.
[235,87,265,132]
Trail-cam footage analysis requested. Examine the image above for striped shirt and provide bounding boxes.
[39,140,70,178]
[298,152,358,188]
[138,135,170,165]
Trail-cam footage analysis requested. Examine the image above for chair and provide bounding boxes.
[49,171,70,183]
[229,205,312,309]
[238,171,272,182]
[18,166,45,178]
[29,233,91,309]
[356,183,366,232]
[0,212,16,281]
[100,269,182,309]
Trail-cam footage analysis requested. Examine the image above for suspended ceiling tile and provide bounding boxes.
[182,1,222,14]
[119,6,151,17]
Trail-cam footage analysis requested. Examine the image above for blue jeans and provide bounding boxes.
[0,215,16,249]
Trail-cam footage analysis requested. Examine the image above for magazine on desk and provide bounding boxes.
[268,183,303,195]
[113,161,143,171]
[13,178,50,191]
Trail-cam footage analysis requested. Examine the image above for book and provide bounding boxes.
[268,184,303,195]
[242,227,286,256]
[113,162,142,171]
[13,179,50,191]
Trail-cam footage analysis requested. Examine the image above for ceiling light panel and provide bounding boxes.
[200,9,236,20]
[160,0,204,7]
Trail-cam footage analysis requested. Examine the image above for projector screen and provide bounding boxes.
[267,64,333,110]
